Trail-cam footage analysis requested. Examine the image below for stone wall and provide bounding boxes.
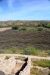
[19,58,31,75]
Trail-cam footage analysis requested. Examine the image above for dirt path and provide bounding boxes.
[0,27,11,32]
[0,54,50,60]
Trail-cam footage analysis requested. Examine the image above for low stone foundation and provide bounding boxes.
[0,55,31,75]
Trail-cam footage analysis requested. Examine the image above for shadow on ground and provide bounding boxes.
[0,71,5,75]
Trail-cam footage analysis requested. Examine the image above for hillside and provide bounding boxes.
[0,20,50,55]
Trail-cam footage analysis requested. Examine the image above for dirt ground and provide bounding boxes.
[0,29,50,50]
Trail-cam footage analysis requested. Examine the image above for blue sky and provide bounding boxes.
[0,0,50,21]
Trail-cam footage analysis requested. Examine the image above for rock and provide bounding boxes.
[0,71,5,75]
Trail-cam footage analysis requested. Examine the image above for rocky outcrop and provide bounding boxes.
[0,71,5,75]
[15,57,31,75]
[15,58,28,75]
[0,56,25,75]
[0,56,31,75]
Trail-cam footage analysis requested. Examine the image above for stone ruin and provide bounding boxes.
[0,56,30,75]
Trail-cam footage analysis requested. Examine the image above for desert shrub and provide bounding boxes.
[48,72,50,75]
[42,23,50,28]
[46,24,50,28]
[23,47,35,55]
[37,27,43,31]
[5,56,10,59]
[23,47,41,55]
[20,27,26,31]
[38,24,42,27]
[12,26,18,30]
[23,48,31,55]
[42,24,47,27]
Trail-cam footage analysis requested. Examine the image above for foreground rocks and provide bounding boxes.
[0,56,25,75]
[0,55,30,75]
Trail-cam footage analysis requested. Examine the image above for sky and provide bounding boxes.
[0,0,50,21]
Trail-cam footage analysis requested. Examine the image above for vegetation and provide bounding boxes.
[46,24,50,28]
[20,27,26,31]
[31,59,50,75]
[3,48,24,54]
[0,21,50,55]
[31,66,50,75]
[0,21,50,28]
[48,72,50,75]
[22,47,48,56]
[31,67,41,75]
[1,46,50,56]
[37,27,43,31]
[5,56,10,59]
[12,26,18,30]
[31,67,47,75]
[33,60,50,68]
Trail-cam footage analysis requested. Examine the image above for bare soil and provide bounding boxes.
[0,29,50,50]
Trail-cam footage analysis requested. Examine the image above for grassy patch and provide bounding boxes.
[31,67,44,75]
[31,67,40,75]
[31,67,50,75]
[33,60,50,68]
[22,46,48,56]
[3,47,24,54]
[1,46,50,56]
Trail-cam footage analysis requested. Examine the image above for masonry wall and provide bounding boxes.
[19,58,31,75]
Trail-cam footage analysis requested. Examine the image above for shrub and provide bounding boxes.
[23,47,41,55]
[48,73,50,75]
[12,26,18,30]
[42,23,50,28]
[24,48,31,55]
[46,24,50,28]
[38,24,41,27]
[20,27,26,31]
[37,27,43,31]
[5,56,10,59]
[42,24,47,27]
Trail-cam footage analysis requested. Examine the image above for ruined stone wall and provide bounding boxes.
[19,58,31,75]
